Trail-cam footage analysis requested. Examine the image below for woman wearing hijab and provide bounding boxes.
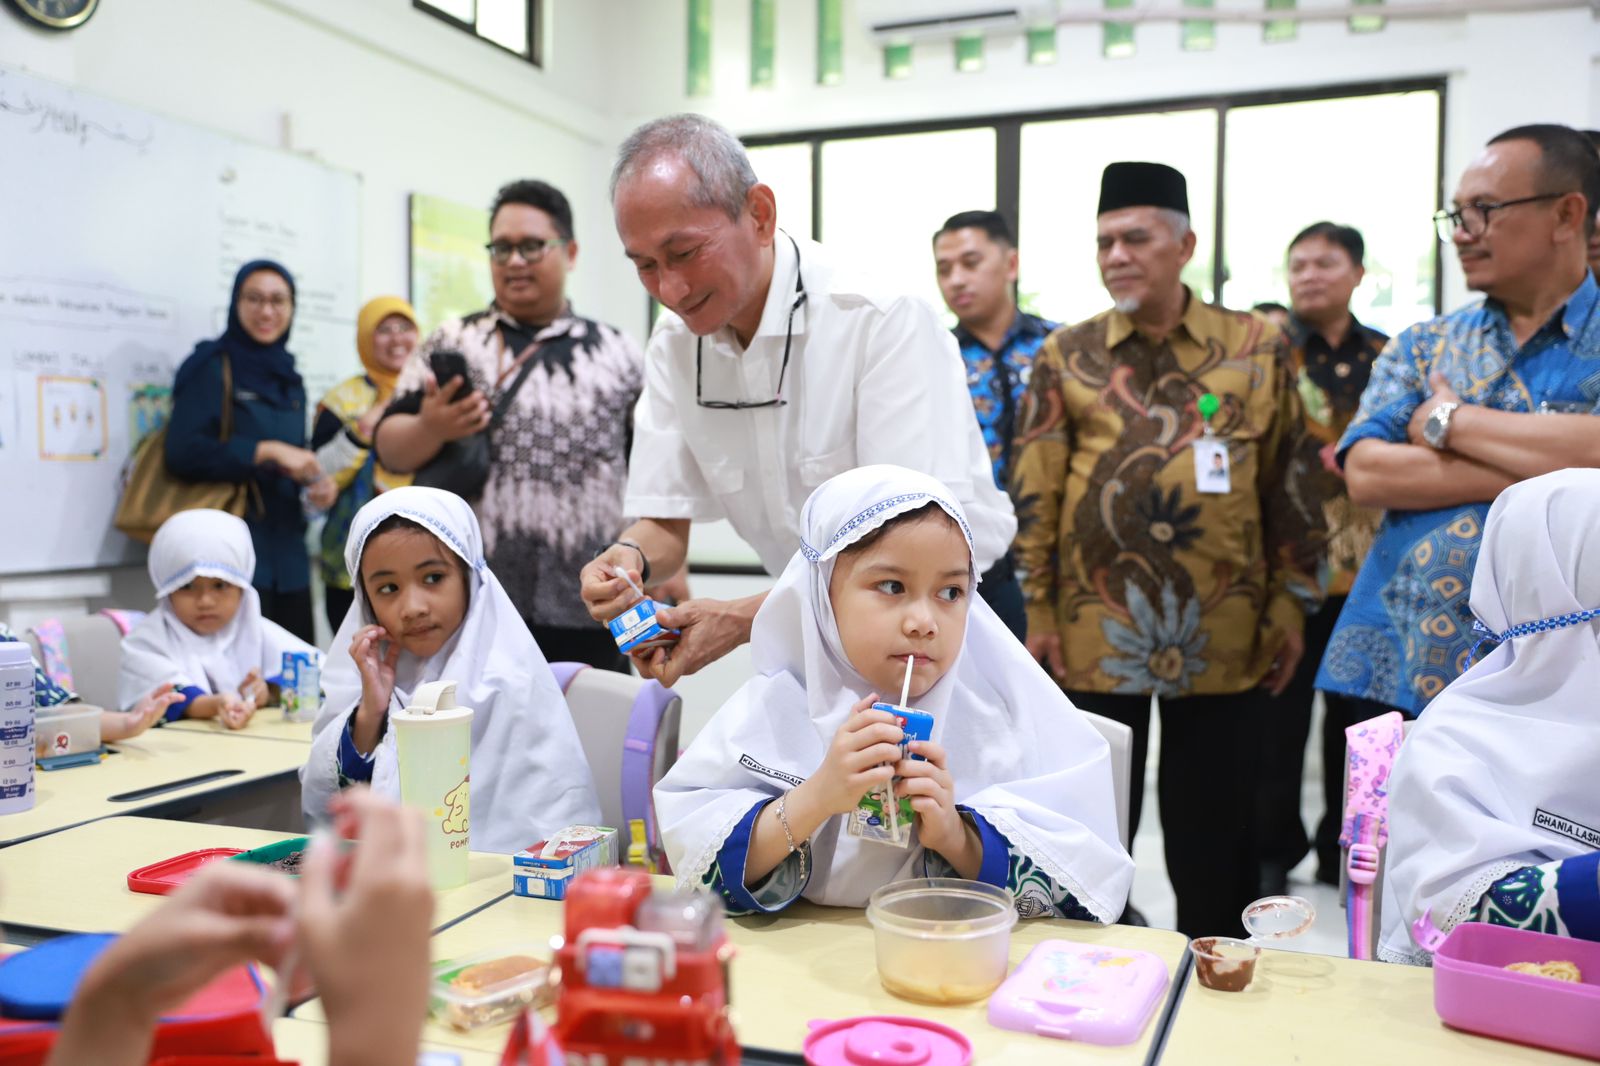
[311,297,419,631]
[302,486,601,853]
[655,465,1132,921]
[165,260,333,643]
[1379,469,1600,965]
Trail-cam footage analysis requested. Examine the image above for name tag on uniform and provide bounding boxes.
[1193,438,1231,494]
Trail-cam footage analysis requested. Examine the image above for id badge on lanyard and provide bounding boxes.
[1193,391,1231,495]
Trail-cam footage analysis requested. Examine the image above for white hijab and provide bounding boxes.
[655,465,1132,919]
[301,487,601,853]
[118,509,315,710]
[1380,468,1600,964]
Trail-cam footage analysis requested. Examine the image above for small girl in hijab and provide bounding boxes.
[1380,469,1600,964]
[655,466,1133,920]
[119,510,320,727]
[302,486,601,853]
[311,296,419,631]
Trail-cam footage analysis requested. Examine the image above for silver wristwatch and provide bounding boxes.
[1423,401,1460,450]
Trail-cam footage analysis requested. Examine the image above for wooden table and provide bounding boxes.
[165,710,314,745]
[1158,947,1588,1064]
[0,816,513,939]
[0,729,307,846]
[296,890,1191,1062]
[272,1018,501,1065]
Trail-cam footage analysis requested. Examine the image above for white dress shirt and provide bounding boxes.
[625,233,1016,576]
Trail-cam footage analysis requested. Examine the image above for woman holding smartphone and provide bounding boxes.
[373,179,643,671]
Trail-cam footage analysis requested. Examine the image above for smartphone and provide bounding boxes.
[429,349,475,397]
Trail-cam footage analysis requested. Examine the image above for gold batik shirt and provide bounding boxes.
[1011,292,1327,696]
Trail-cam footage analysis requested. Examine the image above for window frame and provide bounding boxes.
[738,77,1446,315]
[414,0,542,67]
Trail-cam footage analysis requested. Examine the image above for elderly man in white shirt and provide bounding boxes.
[580,114,1017,686]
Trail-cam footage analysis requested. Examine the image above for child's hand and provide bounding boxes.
[806,694,906,818]
[238,669,269,710]
[218,694,254,730]
[100,685,183,743]
[299,788,433,1066]
[897,740,965,857]
[351,626,399,755]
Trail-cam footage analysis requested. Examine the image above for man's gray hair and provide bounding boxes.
[610,114,759,220]
[1157,208,1191,241]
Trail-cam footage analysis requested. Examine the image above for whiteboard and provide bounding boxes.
[0,66,360,575]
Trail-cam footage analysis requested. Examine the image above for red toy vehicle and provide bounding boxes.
[544,867,739,1066]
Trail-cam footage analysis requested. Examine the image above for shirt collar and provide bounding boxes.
[952,308,1049,352]
[729,231,808,346]
[488,301,576,340]
[1287,310,1374,354]
[1482,271,1598,344]
[1108,287,1201,348]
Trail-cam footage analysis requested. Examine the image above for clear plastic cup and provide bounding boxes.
[866,878,1017,1004]
[1191,936,1261,992]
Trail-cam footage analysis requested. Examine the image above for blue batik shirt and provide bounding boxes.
[953,310,1057,492]
[1316,272,1600,715]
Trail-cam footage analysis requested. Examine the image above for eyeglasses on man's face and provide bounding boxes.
[485,237,569,265]
[1433,193,1568,243]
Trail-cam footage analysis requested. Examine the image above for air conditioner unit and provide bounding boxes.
[859,0,1059,43]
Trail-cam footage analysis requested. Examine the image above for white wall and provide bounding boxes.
[610,0,1600,311]
[0,0,648,623]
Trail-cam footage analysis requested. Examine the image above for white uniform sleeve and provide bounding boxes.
[854,297,1016,571]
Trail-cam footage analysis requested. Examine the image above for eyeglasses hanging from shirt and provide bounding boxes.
[697,233,807,410]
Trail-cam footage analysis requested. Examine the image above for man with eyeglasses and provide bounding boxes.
[579,114,1015,687]
[375,179,644,671]
[1316,124,1600,720]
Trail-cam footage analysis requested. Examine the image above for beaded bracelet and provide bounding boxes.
[777,792,806,883]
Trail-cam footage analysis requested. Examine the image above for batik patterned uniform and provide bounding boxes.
[954,311,1057,491]
[1316,275,1600,715]
[1010,293,1326,696]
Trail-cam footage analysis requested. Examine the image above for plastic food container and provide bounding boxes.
[227,837,310,876]
[1433,920,1600,1059]
[1190,936,1260,992]
[866,878,1017,1005]
[34,706,98,760]
[987,939,1168,1044]
[430,946,554,1031]
[128,848,245,895]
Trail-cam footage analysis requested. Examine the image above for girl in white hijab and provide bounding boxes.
[1379,469,1600,965]
[302,486,600,853]
[119,509,316,726]
[655,465,1132,920]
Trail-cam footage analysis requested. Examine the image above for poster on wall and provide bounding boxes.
[409,193,493,336]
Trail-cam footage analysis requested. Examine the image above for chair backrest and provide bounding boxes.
[1081,710,1133,852]
[57,614,128,709]
[551,663,682,873]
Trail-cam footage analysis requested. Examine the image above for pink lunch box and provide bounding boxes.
[1433,921,1600,1060]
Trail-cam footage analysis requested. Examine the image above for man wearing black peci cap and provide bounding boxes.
[1010,162,1326,936]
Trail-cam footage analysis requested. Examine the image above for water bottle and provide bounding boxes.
[0,644,37,813]
[393,679,473,889]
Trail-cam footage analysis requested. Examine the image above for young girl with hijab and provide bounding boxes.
[655,465,1132,920]
[302,486,601,853]
[119,510,319,727]
[312,296,419,631]
[164,260,333,643]
[1379,469,1600,964]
